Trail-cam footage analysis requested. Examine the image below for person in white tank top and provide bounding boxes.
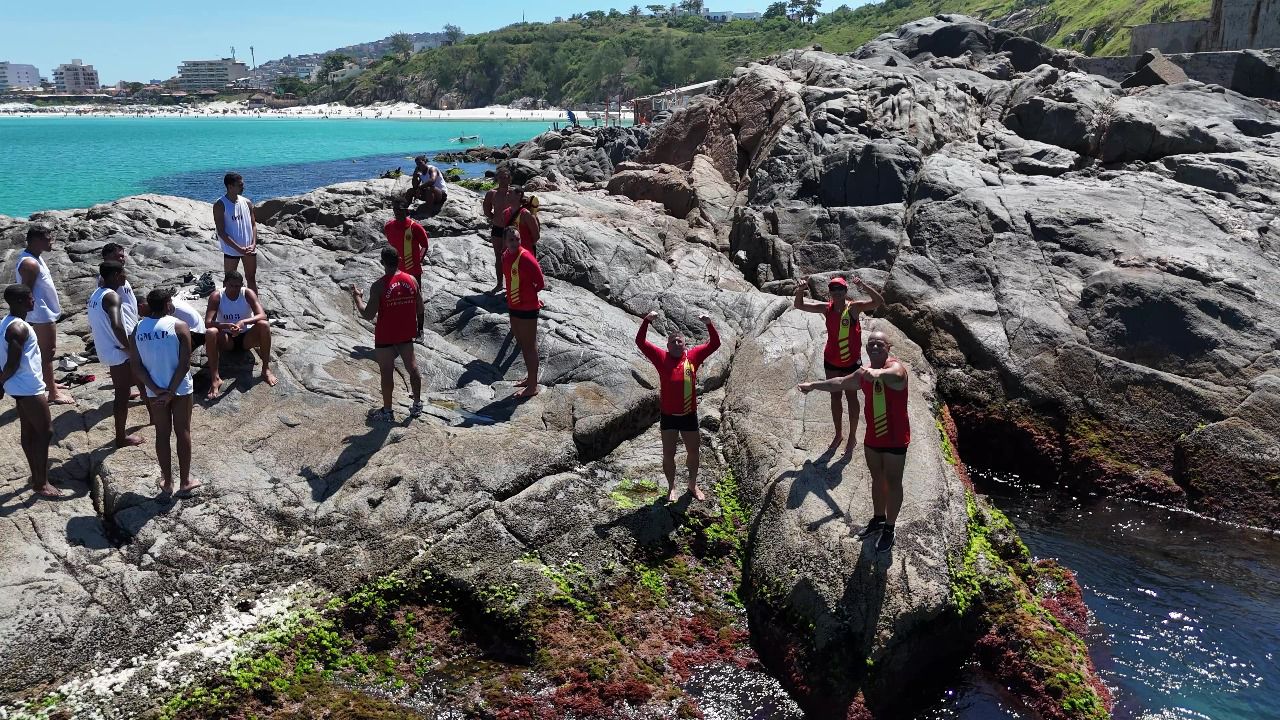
[0,284,58,498]
[202,269,277,400]
[14,224,74,405]
[88,262,144,449]
[213,172,260,294]
[129,287,200,497]
[170,298,207,350]
[101,242,140,317]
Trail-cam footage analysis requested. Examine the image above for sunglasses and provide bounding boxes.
[828,286,847,293]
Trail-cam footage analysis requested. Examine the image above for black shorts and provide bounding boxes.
[191,332,206,350]
[660,413,698,432]
[231,333,246,352]
[868,445,909,456]
[509,308,539,320]
[375,341,413,350]
[824,360,861,376]
[224,254,243,261]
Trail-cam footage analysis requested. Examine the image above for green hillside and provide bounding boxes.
[309,0,1210,107]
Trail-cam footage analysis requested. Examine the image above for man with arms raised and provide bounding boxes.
[351,247,424,422]
[0,285,57,497]
[14,224,73,405]
[636,310,720,502]
[798,331,910,552]
[203,270,276,399]
[87,261,143,448]
[213,172,260,294]
[792,274,884,454]
[131,288,199,497]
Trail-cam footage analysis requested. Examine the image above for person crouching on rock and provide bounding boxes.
[203,270,277,399]
[351,247,424,422]
[130,288,200,498]
[792,274,884,455]
[636,310,720,502]
[798,331,909,552]
[0,284,58,497]
[502,226,544,399]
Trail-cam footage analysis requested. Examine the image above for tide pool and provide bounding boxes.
[0,117,553,217]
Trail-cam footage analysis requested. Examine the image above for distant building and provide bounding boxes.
[632,79,719,124]
[0,62,41,91]
[53,59,99,93]
[696,8,763,22]
[1128,0,1280,54]
[177,58,249,90]
[327,63,364,83]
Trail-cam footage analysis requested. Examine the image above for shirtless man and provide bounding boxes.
[636,310,721,502]
[0,285,57,497]
[792,275,884,454]
[213,172,259,294]
[203,270,276,399]
[351,247,425,422]
[87,261,143,448]
[482,165,521,293]
[14,224,73,404]
[798,332,910,552]
[130,288,200,497]
[501,227,544,398]
[405,156,448,216]
[500,192,541,252]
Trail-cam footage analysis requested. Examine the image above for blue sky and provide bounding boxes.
[2,0,771,84]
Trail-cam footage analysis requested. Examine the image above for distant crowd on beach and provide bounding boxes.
[0,101,622,124]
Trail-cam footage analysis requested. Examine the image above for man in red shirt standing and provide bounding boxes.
[798,331,909,552]
[383,200,429,339]
[351,247,425,422]
[636,310,721,502]
[501,227,544,398]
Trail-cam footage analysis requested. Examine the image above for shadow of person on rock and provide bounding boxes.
[779,457,845,531]
[65,515,116,550]
[71,490,179,544]
[455,358,505,389]
[195,351,277,404]
[840,533,889,663]
[592,492,693,551]
[300,421,395,502]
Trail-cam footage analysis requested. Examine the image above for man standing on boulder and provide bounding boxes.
[482,165,521,293]
[0,285,57,497]
[87,261,143,448]
[636,310,720,502]
[14,224,74,405]
[798,331,909,551]
[351,247,425,421]
[502,227,544,398]
[792,275,884,454]
[130,288,200,498]
[383,198,429,339]
[203,270,277,399]
[213,172,260,294]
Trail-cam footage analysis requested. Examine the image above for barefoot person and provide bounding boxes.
[482,165,520,292]
[636,310,720,502]
[101,242,148,400]
[0,285,57,497]
[404,156,448,216]
[351,247,424,421]
[792,275,884,454]
[14,224,73,404]
[203,270,276,399]
[87,261,143,448]
[501,227,544,398]
[213,172,259,294]
[798,331,909,551]
[131,289,199,497]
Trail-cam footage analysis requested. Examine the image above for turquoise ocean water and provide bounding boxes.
[0,117,555,218]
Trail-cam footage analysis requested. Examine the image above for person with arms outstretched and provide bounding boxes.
[501,226,544,398]
[384,199,429,339]
[792,274,884,454]
[636,310,721,502]
[130,288,200,498]
[798,331,909,552]
[351,247,425,422]
[213,172,260,294]
[0,284,57,497]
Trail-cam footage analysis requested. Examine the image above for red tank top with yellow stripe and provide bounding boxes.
[824,301,860,368]
[859,360,910,448]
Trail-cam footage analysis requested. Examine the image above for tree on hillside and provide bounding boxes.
[679,0,705,14]
[389,32,413,61]
[629,5,643,19]
[443,24,464,46]
[764,1,788,18]
[585,9,607,23]
[801,0,823,23]
[321,53,354,77]
[275,76,312,96]
[646,4,667,15]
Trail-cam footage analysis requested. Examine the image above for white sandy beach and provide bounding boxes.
[0,100,629,121]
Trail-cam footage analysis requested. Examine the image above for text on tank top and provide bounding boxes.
[216,288,252,329]
[0,315,45,396]
[374,272,418,344]
[825,301,859,367]
[135,315,191,396]
[220,195,254,246]
[87,287,137,353]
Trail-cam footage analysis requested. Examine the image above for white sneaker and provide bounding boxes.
[57,357,79,371]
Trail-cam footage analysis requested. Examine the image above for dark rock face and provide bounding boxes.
[507,124,654,189]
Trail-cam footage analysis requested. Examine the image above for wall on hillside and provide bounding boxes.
[1074,49,1280,99]
[1130,20,1212,54]
[1211,0,1280,49]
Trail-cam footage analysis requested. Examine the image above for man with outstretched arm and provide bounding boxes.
[792,274,884,454]
[14,224,73,405]
[798,331,909,552]
[636,310,721,502]
[203,270,277,399]
[0,284,57,497]
[213,172,260,293]
[502,227,544,398]
[87,261,142,448]
[130,288,199,498]
[383,198,429,340]
[351,247,425,422]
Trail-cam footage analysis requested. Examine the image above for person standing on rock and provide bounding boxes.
[501,192,541,253]
[351,246,425,421]
[636,310,721,502]
[87,261,143,448]
[213,172,260,294]
[0,284,58,498]
[798,331,909,552]
[502,226,544,398]
[14,224,74,405]
[482,165,522,293]
[792,275,884,455]
[203,270,277,399]
[101,243,140,316]
[130,288,200,498]
[384,199,429,326]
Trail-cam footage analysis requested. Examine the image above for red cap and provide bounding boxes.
[827,277,848,289]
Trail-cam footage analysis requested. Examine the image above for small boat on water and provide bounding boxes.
[453,135,481,144]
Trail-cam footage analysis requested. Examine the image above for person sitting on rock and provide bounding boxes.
[213,172,260,294]
[403,156,448,216]
[482,164,522,293]
[203,270,277,399]
[129,288,200,498]
[792,275,884,455]
[351,246,424,422]
[636,310,720,502]
[798,331,909,552]
[87,261,143,448]
[14,224,73,405]
[501,191,541,253]
[501,226,544,399]
[0,284,57,497]
[384,199,429,312]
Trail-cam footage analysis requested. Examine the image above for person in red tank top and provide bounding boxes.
[636,310,721,502]
[792,274,884,455]
[351,247,425,422]
[798,331,909,552]
[383,200,429,289]
[500,195,540,252]
[501,227,545,398]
